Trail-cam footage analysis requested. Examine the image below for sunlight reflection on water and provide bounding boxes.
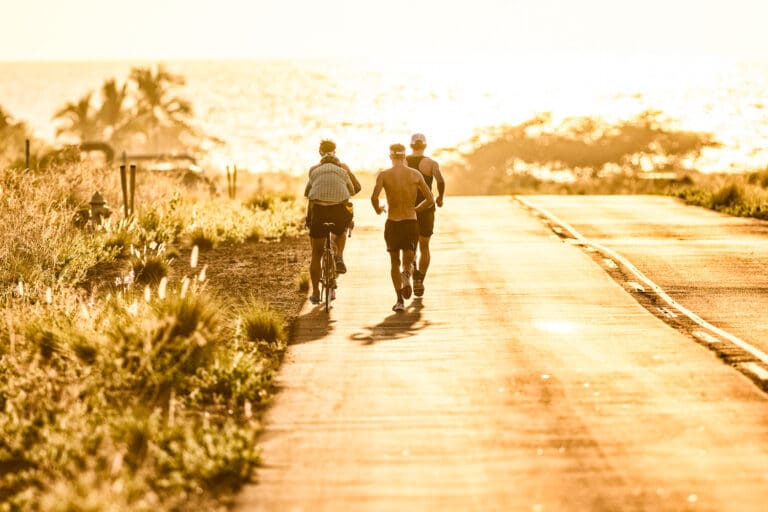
[0,55,766,174]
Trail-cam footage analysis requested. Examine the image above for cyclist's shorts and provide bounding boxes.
[416,207,435,237]
[309,203,352,238]
[384,219,418,252]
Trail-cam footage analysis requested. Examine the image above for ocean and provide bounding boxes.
[1,56,767,175]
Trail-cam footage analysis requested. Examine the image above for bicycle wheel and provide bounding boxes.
[322,239,333,312]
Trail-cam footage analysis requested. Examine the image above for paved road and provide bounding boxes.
[235,196,768,512]
[523,195,768,360]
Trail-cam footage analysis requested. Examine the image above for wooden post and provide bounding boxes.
[233,164,237,199]
[25,139,30,170]
[120,164,128,217]
[226,165,232,199]
[129,164,136,215]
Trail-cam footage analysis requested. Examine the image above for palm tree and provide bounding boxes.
[53,92,99,142]
[0,105,30,166]
[97,78,130,145]
[129,65,195,152]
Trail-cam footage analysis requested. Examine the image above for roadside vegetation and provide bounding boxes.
[443,110,768,220]
[0,158,305,510]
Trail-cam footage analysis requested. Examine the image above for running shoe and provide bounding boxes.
[335,257,347,274]
[413,271,424,297]
[392,301,405,312]
[309,295,320,305]
[400,271,412,299]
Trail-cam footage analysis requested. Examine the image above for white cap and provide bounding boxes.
[410,133,427,145]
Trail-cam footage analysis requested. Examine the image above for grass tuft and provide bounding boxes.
[241,298,285,345]
[296,272,310,292]
[133,253,171,286]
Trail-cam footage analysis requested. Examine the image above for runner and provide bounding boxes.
[371,143,435,311]
[406,133,445,297]
[305,139,362,304]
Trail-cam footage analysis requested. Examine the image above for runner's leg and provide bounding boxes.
[333,231,347,259]
[417,236,431,277]
[389,250,404,304]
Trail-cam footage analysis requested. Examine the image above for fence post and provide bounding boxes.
[129,164,136,215]
[25,139,30,171]
[226,164,238,199]
[233,164,237,199]
[226,165,232,199]
[120,164,129,217]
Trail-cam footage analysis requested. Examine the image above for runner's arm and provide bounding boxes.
[371,172,385,214]
[433,160,445,207]
[341,163,363,195]
[414,173,434,213]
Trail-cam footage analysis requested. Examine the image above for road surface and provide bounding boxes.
[523,195,768,360]
[235,196,768,512]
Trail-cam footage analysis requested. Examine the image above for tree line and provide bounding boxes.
[1,64,218,168]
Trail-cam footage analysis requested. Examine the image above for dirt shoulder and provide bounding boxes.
[187,235,311,327]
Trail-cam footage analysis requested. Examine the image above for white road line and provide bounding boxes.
[516,196,768,367]
[693,330,720,344]
[740,362,768,382]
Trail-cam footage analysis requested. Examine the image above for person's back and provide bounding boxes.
[306,162,354,204]
[379,164,424,221]
[406,154,436,208]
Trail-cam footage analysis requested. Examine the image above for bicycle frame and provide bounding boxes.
[319,224,337,312]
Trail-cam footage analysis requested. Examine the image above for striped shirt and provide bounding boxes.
[304,163,354,203]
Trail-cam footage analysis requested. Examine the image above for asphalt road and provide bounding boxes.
[235,196,768,512]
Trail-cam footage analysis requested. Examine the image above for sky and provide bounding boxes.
[1,0,767,60]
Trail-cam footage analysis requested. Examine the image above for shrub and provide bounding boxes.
[241,299,285,345]
[710,183,744,209]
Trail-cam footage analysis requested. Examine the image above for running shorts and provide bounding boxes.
[384,219,419,252]
[416,207,435,237]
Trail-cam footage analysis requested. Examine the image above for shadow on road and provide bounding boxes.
[289,305,336,345]
[349,298,429,345]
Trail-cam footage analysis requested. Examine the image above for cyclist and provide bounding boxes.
[371,143,434,312]
[305,139,362,304]
[406,133,445,297]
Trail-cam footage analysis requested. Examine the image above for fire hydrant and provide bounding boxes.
[89,191,111,225]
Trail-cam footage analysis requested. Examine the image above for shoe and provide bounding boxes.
[413,271,424,297]
[335,257,347,274]
[400,271,412,299]
[392,301,405,312]
[309,295,320,305]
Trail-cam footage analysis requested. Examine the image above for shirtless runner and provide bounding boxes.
[371,143,435,311]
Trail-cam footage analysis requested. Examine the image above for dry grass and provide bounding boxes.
[0,159,306,510]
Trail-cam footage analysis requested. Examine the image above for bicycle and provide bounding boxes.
[319,222,337,312]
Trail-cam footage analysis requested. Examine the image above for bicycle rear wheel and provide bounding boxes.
[322,242,333,312]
